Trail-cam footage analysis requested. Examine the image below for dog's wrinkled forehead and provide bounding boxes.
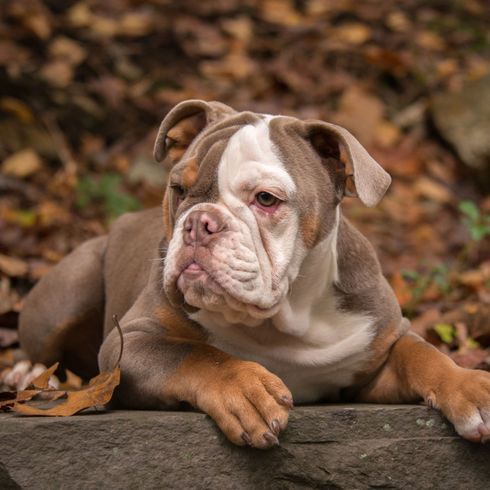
[155,99,391,212]
[172,111,264,201]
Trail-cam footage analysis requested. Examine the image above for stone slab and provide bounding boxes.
[1,405,489,489]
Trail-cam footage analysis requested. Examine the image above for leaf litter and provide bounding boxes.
[0,316,123,415]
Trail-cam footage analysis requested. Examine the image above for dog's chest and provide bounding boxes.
[193,307,375,403]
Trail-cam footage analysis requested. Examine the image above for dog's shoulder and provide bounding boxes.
[102,208,165,327]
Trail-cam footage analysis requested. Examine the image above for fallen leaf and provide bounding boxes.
[49,37,87,66]
[13,369,120,416]
[333,87,385,145]
[333,23,372,45]
[416,31,446,51]
[66,2,92,28]
[1,149,42,178]
[12,315,123,416]
[40,59,74,87]
[118,12,154,37]
[260,0,304,26]
[0,349,14,368]
[0,254,28,277]
[24,13,52,40]
[375,121,401,148]
[31,362,59,389]
[0,389,41,411]
[62,369,83,390]
[414,177,452,204]
[390,271,412,307]
[386,11,412,32]
[0,97,34,124]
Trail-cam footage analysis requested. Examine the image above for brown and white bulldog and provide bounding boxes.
[19,100,490,448]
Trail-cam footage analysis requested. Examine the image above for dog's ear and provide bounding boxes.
[306,121,391,207]
[154,99,236,165]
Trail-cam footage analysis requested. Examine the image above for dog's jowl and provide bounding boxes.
[19,100,490,448]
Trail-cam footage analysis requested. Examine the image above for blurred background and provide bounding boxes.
[1,0,489,379]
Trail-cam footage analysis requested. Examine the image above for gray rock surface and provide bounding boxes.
[431,74,490,177]
[1,405,489,489]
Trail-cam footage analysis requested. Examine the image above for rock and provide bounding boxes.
[1,405,490,489]
[431,74,490,178]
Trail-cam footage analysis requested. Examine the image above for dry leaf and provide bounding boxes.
[0,254,28,277]
[62,369,83,390]
[0,389,41,411]
[66,2,92,27]
[333,23,372,45]
[333,87,385,145]
[260,0,303,26]
[390,271,412,307]
[49,37,87,66]
[12,315,123,416]
[0,349,15,368]
[118,12,154,37]
[0,97,34,123]
[414,177,452,204]
[13,369,120,416]
[40,59,74,87]
[31,362,59,389]
[375,121,401,148]
[2,149,42,178]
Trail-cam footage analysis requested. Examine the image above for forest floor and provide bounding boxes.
[1,0,489,384]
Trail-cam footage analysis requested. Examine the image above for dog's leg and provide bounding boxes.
[99,301,293,449]
[19,236,107,379]
[356,332,490,442]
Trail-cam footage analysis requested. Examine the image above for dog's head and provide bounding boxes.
[155,100,390,326]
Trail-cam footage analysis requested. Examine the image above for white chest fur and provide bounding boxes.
[194,305,374,403]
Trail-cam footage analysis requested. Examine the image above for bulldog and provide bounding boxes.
[19,100,490,448]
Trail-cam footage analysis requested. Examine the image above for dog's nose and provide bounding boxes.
[183,211,226,245]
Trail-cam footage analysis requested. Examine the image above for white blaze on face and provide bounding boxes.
[215,120,303,310]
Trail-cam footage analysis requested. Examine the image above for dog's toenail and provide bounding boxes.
[241,432,252,446]
[271,419,280,434]
[280,395,294,409]
[263,432,279,446]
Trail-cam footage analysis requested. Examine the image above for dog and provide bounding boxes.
[19,100,490,448]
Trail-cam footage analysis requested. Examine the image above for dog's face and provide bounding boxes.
[156,100,390,326]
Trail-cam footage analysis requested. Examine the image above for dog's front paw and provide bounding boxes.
[196,359,293,449]
[431,368,490,442]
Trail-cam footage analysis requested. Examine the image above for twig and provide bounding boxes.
[111,315,124,367]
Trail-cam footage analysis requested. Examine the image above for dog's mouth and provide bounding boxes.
[166,256,282,322]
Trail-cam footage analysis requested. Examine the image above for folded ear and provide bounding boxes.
[306,121,391,207]
[154,99,236,165]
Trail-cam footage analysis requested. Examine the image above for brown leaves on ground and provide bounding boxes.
[11,368,120,416]
[0,316,123,416]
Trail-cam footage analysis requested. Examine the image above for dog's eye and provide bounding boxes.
[170,184,186,198]
[255,192,279,207]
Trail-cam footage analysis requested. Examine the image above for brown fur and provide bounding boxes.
[165,113,207,165]
[19,100,490,447]
[181,158,199,188]
[300,212,321,249]
[164,344,292,448]
[153,306,206,343]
